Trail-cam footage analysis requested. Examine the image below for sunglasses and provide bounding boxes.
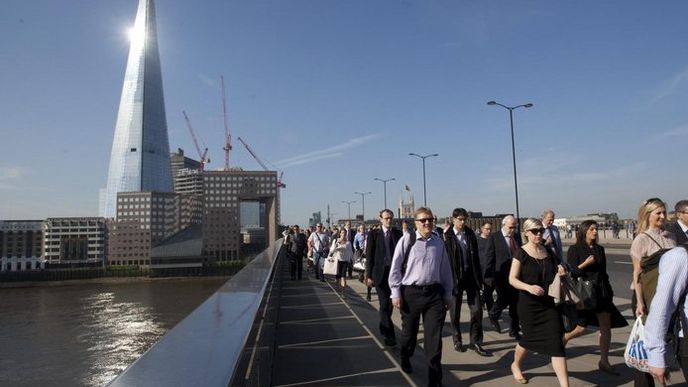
[644,197,663,206]
[529,228,545,234]
[415,218,434,224]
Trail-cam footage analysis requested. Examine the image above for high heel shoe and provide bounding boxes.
[598,361,620,376]
[510,362,528,384]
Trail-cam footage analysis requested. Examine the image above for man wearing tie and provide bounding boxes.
[666,200,688,245]
[542,210,564,263]
[485,215,522,338]
[365,209,403,346]
[444,208,489,356]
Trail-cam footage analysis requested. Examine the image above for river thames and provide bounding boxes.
[0,278,227,386]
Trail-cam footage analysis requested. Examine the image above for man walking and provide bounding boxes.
[308,223,330,281]
[542,210,564,263]
[365,209,403,346]
[444,208,490,356]
[477,221,494,313]
[390,207,454,387]
[290,225,307,280]
[666,200,688,245]
[485,215,522,338]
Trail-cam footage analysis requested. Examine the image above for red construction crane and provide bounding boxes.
[221,75,232,171]
[182,110,209,170]
[237,136,286,189]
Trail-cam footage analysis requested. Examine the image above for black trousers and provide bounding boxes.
[289,253,303,280]
[450,277,483,345]
[375,266,396,341]
[400,284,447,386]
[490,271,519,333]
[482,282,495,313]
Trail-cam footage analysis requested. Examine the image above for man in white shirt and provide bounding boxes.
[308,223,330,281]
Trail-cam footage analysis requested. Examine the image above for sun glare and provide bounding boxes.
[127,25,146,46]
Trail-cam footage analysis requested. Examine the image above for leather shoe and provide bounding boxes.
[384,337,397,347]
[454,342,466,352]
[489,316,501,333]
[401,358,413,373]
[469,343,491,357]
[598,361,620,376]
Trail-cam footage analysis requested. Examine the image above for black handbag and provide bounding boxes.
[575,278,597,310]
[559,303,578,333]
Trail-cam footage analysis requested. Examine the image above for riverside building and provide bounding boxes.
[0,220,45,272]
[43,218,107,266]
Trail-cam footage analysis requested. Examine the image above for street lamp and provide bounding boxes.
[354,191,372,222]
[408,153,439,207]
[341,200,356,222]
[373,177,395,209]
[487,100,533,223]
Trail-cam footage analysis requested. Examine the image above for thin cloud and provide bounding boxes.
[655,124,688,139]
[197,73,218,89]
[650,66,688,103]
[275,133,383,169]
[0,166,22,189]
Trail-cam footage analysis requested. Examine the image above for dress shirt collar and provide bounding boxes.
[678,220,688,234]
[453,227,464,236]
[415,230,435,241]
[382,226,391,234]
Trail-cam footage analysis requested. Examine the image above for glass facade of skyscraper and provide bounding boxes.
[101,0,172,218]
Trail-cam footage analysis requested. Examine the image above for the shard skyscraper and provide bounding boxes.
[100,0,173,218]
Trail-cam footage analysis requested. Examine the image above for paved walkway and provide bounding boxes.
[272,255,685,386]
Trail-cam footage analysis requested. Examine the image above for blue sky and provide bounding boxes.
[1,0,686,227]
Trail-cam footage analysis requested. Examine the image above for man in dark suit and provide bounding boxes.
[365,209,403,346]
[345,221,356,278]
[476,221,494,312]
[484,215,522,338]
[290,225,307,280]
[444,208,490,356]
[667,200,688,245]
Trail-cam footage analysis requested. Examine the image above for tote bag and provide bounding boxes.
[624,317,650,373]
[323,257,338,276]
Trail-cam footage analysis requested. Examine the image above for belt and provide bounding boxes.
[406,283,442,292]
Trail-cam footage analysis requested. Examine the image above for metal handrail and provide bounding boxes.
[108,239,284,387]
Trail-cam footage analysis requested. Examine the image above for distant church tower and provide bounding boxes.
[100,0,173,218]
[399,186,415,219]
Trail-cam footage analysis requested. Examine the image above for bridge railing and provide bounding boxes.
[108,239,285,387]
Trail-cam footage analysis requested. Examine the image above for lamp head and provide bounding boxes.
[524,103,534,108]
[487,101,497,105]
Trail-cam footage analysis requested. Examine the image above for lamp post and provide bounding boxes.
[487,100,533,223]
[341,200,356,222]
[408,153,439,207]
[373,177,395,209]
[354,191,372,222]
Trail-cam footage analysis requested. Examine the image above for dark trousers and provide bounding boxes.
[289,253,303,280]
[400,285,447,387]
[482,282,495,313]
[375,266,396,341]
[450,278,483,345]
[490,272,519,333]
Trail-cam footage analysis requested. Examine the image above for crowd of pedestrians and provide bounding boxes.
[280,198,688,387]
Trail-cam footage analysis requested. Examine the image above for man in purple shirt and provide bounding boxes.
[390,207,453,387]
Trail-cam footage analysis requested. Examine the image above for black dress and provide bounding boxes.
[566,243,628,328]
[515,248,565,357]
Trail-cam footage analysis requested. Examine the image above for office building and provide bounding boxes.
[44,218,107,265]
[0,220,45,272]
[203,170,279,261]
[100,0,173,218]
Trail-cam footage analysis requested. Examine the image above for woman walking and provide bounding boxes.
[509,218,569,386]
[330,229,353,290]
[563,220,627,375]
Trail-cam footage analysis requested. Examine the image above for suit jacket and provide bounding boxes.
[484,230,523,281]
[365,227,403,285]
[666,221,688,245]
[544,225,564,262]
[444,226,482,289]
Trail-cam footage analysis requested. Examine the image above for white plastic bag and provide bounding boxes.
[624,317,650,373]
[323,257,338,276]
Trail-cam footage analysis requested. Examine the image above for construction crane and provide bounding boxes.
[237,136,287,188]
[220,75,232,171]
[182,110,209,170]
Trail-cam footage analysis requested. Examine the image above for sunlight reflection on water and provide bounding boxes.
[0,279,225,387]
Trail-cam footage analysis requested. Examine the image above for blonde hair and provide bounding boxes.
[521,218,543,243]
[637,198,666,234]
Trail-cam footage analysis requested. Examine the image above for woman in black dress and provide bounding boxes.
[564,220,627,375]
[509,218,569,386]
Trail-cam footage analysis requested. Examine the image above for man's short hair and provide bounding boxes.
[542,209,555,218]
[675,200,688,213]
[379,209,394,218]
[452,208,468,218]
[414,207,433,219]
[502,215,516,226]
